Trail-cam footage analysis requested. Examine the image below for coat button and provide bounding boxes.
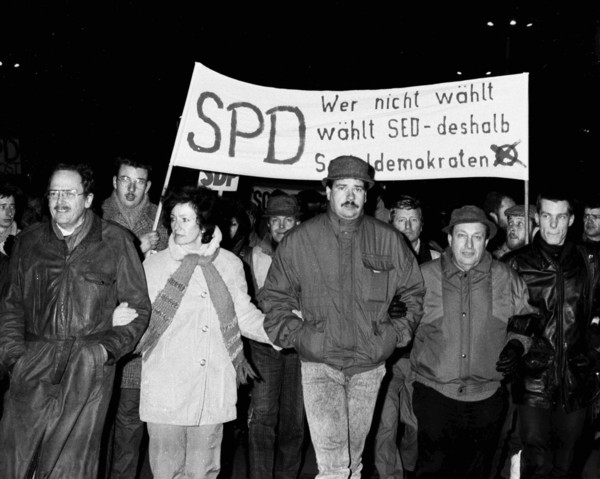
[200,291,208,298]
[202,325,208,332]
[461,354,466,358]
[200,359,206,366]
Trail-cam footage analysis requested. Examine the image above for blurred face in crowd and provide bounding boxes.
[0,195,16,230]
[48,170,93,233]
[506,215,530,251]
[391,207,423,245]
[113,165,151,209]
[448,222,489,272]
[583,207,600,241]
[268,215,299,244]
[327,178,366,221]
[170,202,202,245]
[495,196,516,230]
[536,199,573,246]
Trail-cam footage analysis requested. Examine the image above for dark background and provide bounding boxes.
[1,2,600,211]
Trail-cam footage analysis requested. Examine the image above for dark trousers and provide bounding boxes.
[109,387,148,479]
[247,340,305,479]
[518,403,588,479]
[413,382,505,479]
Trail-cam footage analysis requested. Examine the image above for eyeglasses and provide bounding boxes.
[117,176,147,188]
[47,190,85,200]
[584,214,600,222]
[0,204,16,212]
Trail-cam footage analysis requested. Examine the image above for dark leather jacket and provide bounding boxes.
[504,236,600,412]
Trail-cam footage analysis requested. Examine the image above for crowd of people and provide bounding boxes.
[0,154,599,479]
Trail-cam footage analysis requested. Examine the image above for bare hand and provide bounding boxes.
[112,302,138,327]
[236,358,260,387]
[139,231,160,254]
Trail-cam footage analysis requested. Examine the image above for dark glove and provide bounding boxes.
[3,235,15,257]
[496,339,525,376]
[388,295,407,320]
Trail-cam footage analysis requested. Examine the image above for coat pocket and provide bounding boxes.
[362,254,395,305]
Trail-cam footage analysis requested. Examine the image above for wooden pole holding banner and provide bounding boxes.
[524,180,530,245]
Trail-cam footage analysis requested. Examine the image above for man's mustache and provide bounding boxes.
[342,201,358,208]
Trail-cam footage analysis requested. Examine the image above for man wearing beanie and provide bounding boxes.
[410,204,536,479]
[502,191,600,478]
[260,155,425,478]
[245,193,305,479]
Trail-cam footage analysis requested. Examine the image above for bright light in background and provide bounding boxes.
[526,22,533,27]
[509,19,517,26]
[14,63,20,68]
[486,71,492,76]
[487,21,494,27]
[0,61,3,66]
[457,71,462,75]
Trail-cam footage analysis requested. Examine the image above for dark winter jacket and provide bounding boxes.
[260,208,425,376]
[0,212,151,478]
[504,235,600,412]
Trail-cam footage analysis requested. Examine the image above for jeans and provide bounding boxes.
[247,340,305,479]
[374,356,418,479]
[110,387,147,479]
[518,404,588,479]
[413,382,505,479]
[147,422,223,479]
[302,361,386,479]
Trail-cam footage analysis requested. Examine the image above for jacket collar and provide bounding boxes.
[44,210,103,245]
[326,206,364,235]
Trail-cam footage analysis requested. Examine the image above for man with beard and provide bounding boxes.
[0,163,150,478]
[260,155,425,479]
[492,204,536,259]
[101,155,168,479]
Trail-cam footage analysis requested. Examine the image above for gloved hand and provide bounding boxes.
[388,295,407,320]
[496,339,525,376]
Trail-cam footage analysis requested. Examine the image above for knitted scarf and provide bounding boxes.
[136,227,246,378]
[108,190,150,232]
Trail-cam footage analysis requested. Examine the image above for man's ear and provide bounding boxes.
[145,180,152,195]
[112,176,118,190]
[447,233,453,247]
[489,212,499,225]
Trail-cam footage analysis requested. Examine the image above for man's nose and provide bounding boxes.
[128,182,136,191]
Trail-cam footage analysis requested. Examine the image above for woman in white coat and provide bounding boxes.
[137,185,273,479]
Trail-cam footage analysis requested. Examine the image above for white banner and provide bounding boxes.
[171,63,528,182]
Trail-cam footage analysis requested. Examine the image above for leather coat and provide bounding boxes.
[0,213,151,478]
[504,236,600,412]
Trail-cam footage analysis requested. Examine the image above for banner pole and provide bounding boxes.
[152,161,175,232]
[524,180,530,245]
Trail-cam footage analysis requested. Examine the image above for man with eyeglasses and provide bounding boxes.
[101,155,168,479]
[0,163,151,478]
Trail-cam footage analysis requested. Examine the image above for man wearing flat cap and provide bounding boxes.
[492,204,537,259]
[410,204,536,479]
[245,193,305,479]
[260,155,425,478]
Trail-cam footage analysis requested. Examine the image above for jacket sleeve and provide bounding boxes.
[506,272,542,353]
[0,236,26,373]
[391,246,425,348]
[98,232,151,362]
[258,238,303,349]
[227,254,275,346]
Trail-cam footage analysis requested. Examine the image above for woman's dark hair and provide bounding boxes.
[162,185,219,244]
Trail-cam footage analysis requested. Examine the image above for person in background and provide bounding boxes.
[260,155,425,479]
[502,190,600,478]
[374,195,440,479]
[245,193,305,479]
[101,155,168,479]
[138,185,276,478]
[483,191,517,255]
[582,194,600,244]
[411,205,536,479]
[0,163,151,478]
[0,183,20,259]
[492,204,536,260]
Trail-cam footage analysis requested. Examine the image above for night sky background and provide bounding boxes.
[2,2,600,216]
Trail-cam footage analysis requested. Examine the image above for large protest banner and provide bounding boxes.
[169,62,528,183]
